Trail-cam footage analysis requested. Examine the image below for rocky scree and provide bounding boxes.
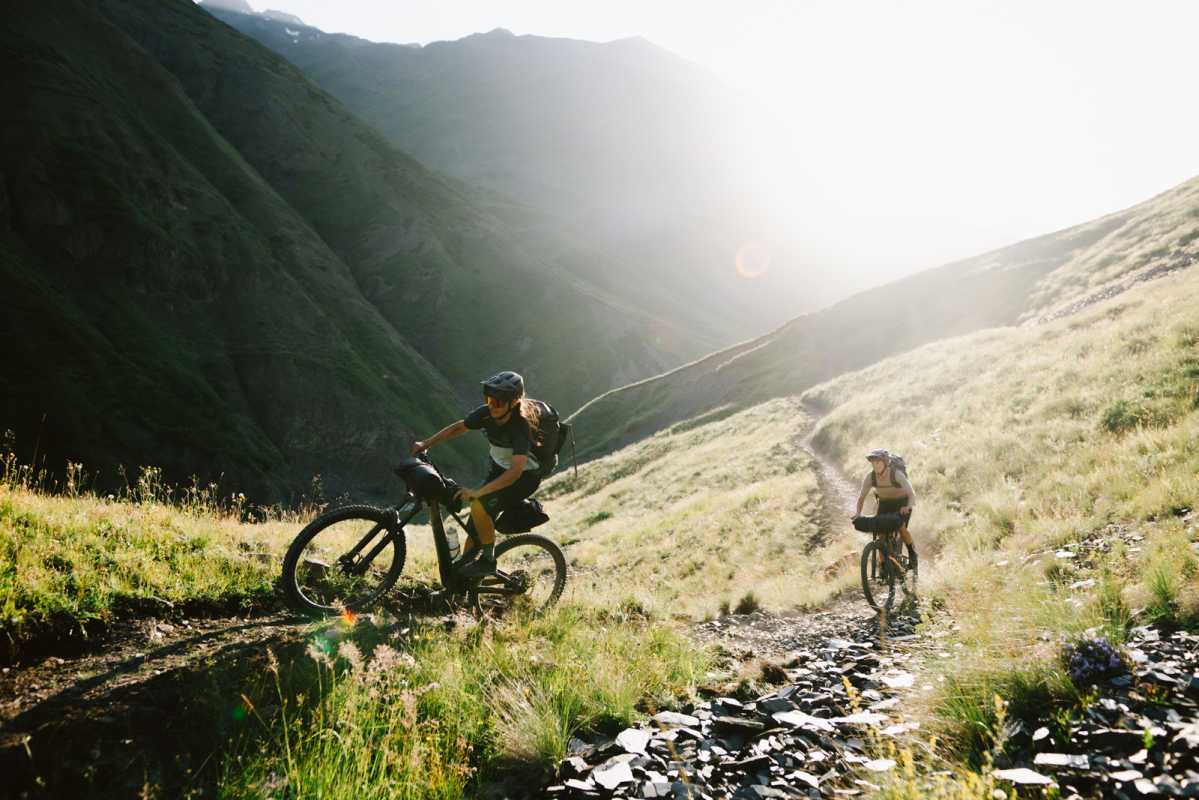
[546,612,924,799]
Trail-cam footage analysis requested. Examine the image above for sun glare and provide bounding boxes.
[734,242,772,280]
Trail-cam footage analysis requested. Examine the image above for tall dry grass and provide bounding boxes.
[803,266,1199,761]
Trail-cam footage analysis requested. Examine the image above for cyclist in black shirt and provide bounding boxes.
[410,371,543,577]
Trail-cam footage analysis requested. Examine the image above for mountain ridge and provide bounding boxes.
[567,173,1199,457]
[205,5,827,341]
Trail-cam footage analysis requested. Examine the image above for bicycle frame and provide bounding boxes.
[342,492,526,599]
[869,530,906,580]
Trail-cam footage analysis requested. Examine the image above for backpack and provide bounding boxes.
[528,399,572,478]
[870,454,909,488]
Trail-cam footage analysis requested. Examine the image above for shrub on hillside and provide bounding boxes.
[733,592,761,615]
[1100,399,1172,434]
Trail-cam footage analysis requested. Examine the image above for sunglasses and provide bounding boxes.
[484,393,512,408]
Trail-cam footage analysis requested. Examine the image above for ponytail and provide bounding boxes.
[517,396,542,442]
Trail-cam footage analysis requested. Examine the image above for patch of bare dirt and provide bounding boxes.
[0,613,303,798]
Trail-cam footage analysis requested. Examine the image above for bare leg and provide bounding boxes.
[469,499,496,546]
[455,501,500,578]
[899,523,918,574]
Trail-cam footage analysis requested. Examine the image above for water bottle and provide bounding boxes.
[445,525,461,560]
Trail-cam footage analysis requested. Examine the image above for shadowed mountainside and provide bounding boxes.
[0,0,702,501]
[204,5,829,341]
[569,174,1199,459]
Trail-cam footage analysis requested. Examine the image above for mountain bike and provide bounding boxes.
[281,454,567,618]
[859,527,916,613]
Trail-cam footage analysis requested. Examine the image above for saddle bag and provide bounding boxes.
[853,512,906,534]
[495,498,550,534]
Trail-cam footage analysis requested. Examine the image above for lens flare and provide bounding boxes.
[340,608,357,625]
[734,242,771,279]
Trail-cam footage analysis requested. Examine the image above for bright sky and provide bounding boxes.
[236,0,1199,278]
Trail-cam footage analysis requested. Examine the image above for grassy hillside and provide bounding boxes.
[570,174,1199,459]
[804,262,1199,760]
[1,389,858,794]
[7,262,1197,795]
[396,399,854,620]
[0,447,721,796]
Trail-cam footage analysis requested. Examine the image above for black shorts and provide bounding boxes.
[477,462,541,520]
[877,497,912,527]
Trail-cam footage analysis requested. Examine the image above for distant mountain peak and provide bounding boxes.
[456,27,516,43]
[200,0,254,14]
[262,9,304,25]
[199,1,303,26]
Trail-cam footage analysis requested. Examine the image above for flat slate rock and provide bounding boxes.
[713,715,766,733]
[616,728,651,755]
[994,767,1054,785]
[773,710,835,732]
[592,757,635,790]
[652,711,700,728]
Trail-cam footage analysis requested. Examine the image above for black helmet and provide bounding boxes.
[481,370,524,400]
[866,449,890,462]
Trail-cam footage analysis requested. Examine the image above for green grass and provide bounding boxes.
[0,475,293,642]
[803,264,1199,765]
[221,606,708,798]
[1,442,712,797]
[534,398,856,616]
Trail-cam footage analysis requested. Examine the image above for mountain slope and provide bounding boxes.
[0,0,695,500]
[569,174,1199,458]
[801,260,1199,774]
[203,6,824,341]
[0,0,481,498]
[102,0,697,411]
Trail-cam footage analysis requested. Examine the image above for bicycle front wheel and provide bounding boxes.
[282,505,407,617]
[470,534,567,617]
[860,539,897,613]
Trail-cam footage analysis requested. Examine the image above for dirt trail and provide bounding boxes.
[1,612,303,796]
[554,406,932,798]
[699,400,911,660]
[1,402,923,798]
[801,406,865,543]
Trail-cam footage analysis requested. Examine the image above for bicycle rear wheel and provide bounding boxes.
[860,539,897,613]
[282,505,406,617]
[470,533,566,617]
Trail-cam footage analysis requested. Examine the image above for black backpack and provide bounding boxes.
[871,454,909,487]
[528,399,572,478]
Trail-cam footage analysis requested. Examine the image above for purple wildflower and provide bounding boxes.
[1061,637,1127,685]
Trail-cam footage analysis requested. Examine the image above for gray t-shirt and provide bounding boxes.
[463,404,540,472]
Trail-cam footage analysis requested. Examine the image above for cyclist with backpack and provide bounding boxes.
[410,371,557,578]
[852,449,918,572]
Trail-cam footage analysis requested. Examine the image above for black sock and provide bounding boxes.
[907,544,918,562]
[480,543,495,561]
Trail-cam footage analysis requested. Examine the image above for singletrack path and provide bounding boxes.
[547,401,935,799]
